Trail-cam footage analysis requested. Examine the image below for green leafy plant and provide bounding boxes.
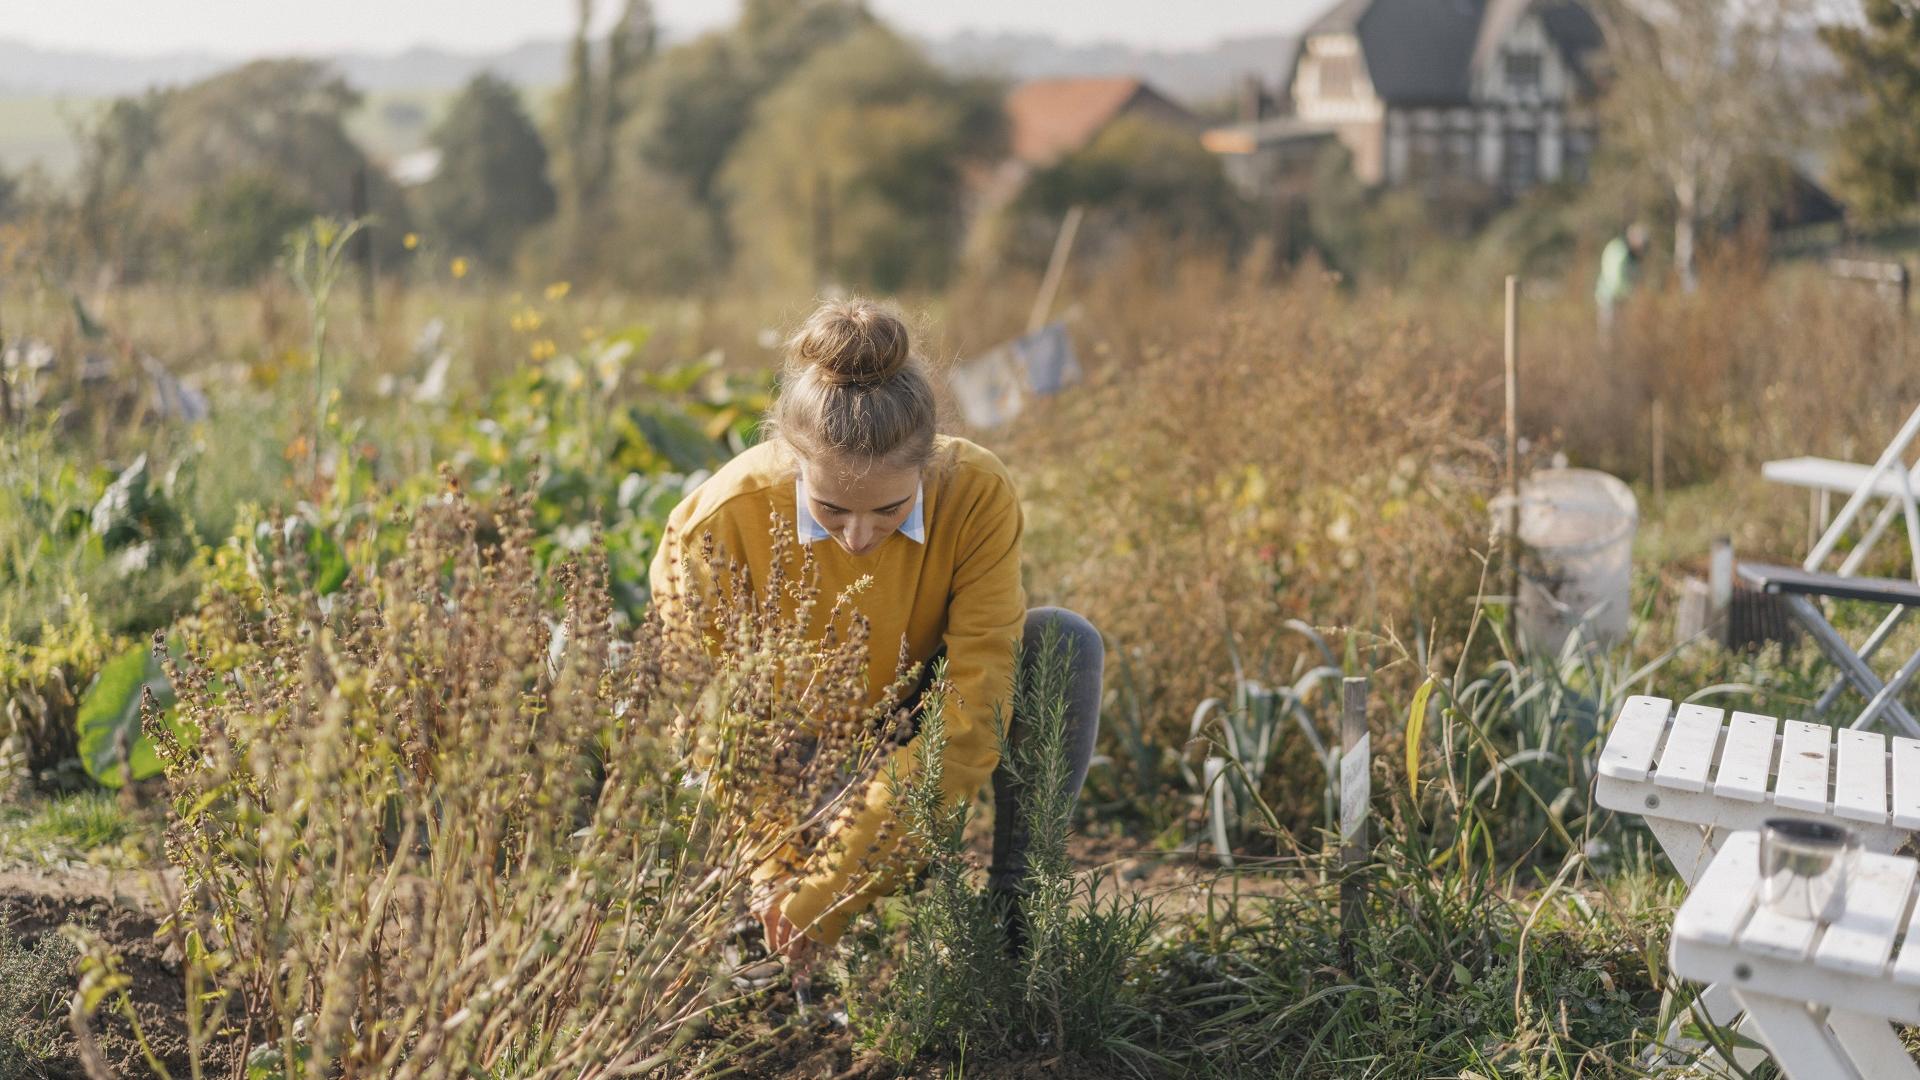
[848,667,1016,1061]
[73,642,175,788]
[851,626,1163,1073]
[1184,621,1345,863]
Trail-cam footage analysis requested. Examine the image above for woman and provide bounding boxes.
[648,298,1102,959]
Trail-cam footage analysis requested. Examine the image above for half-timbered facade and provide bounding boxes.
[1287,0,1603,194]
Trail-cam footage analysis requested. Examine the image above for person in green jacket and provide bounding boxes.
[1595,222,1650,342]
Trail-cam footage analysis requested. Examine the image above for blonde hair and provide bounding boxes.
[767,298,938,471]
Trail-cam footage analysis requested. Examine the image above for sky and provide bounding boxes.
[4,0,1329,56]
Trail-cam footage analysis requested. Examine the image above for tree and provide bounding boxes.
[617,35,759,211]
[603,0,658,149]
[522,164,720,291]
[76,95,164,273]
[1011,115,1247,265]
[1822,0,1920,224]
[718,26,1004,292]
[539,0,872,284]
[616,1,871,208]
[76,60,409,281]
[420,74,557,271]
[1593,0,1816,289]
[190,173,317,284]
[561,0,600,213]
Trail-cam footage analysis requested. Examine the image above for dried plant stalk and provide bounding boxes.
[70,483,916,1079]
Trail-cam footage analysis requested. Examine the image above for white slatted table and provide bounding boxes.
[1596,695,1920,1071]
[1670,831,1920,1078]
[1597,696,1918,882]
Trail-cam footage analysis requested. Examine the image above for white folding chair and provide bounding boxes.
[1762,400,1920,582]
[1745,404,1920,736]
[1737,562,1920,737]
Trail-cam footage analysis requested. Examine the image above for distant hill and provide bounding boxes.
[0,38,572,98]
[925,30,1298,105]
[0,28,1293,102]
[0,40,232,97]
[0,29,1296,177]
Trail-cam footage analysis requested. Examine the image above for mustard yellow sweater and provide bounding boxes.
[648,434,1026,942]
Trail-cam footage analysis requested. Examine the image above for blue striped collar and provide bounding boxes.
[795,474,926,545]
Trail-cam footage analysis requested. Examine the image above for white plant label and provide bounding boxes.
[1340,732,1370,844]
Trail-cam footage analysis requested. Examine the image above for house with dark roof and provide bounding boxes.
[1211,0,1604,196]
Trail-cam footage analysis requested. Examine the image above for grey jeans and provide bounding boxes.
[903,607,1104,895]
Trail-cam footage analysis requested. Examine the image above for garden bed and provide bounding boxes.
[0,871,202,1078]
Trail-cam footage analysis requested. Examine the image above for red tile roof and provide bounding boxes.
[1004,76,1150,166]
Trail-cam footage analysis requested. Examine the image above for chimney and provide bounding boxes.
[1238,74,1272,123]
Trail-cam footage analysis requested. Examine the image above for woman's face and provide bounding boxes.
[801,458,920,557]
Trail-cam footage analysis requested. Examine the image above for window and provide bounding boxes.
[1448,132,1476,179]
[1563,130,1593,184]
[1501,127,1539,192]
[1317,56,1356,99]
[1408,131,1442,181]
[1505,52,1542,94]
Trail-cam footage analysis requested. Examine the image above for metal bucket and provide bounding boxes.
[1496,469,1639,656]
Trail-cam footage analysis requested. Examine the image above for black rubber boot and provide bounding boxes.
[989,887,1028,958]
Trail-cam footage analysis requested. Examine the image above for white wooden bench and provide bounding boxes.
[1596,694,1920,1071]
[1670,830,1920,1078]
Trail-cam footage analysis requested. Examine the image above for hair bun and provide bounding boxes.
[787,298,912,387]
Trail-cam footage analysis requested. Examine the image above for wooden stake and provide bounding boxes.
[1027,205,1084,334]
[0,308,11,427]
[1651,397,1666,509]
[1504,275,1521,646]
[1337,676,1370,964]
[351,166,375,322]
[1708,536,1734,645]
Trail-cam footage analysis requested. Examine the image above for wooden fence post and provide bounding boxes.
[1338,676,1371,965]
[1651,397,1666,509]
[1504,276,1521,647]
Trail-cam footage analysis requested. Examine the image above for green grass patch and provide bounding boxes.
[0,791,136,865]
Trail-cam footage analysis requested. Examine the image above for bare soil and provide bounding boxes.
[0,869,200,1079]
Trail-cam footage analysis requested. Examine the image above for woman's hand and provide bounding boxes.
[754,891,813,967]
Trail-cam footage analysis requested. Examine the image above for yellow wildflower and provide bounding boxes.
[450,257,468,279]
[545,281,571,301]
[530,339,558,362]
[403,232,420,250]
